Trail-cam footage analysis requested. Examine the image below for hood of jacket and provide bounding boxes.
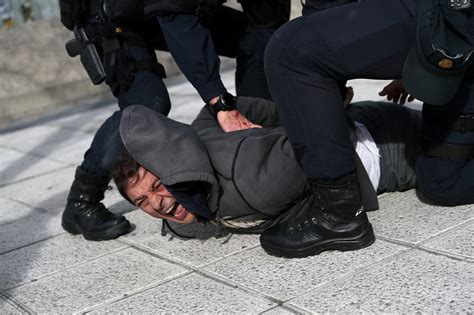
[119,105,220,211]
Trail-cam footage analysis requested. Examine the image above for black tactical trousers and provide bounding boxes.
[265,0,474,205]
[265,0,418,180]
[81,45,171,178]
[416,87,474,206]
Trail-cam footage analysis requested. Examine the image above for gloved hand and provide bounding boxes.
[103,48,134,92]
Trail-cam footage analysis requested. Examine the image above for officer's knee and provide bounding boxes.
[416,156,474,206]
[264,17,325,77]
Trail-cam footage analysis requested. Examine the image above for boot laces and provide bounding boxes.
[287,184,323,234]
[83,202,111,219]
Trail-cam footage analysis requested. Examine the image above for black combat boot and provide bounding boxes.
[62,166,133,241]
[260,173,375,258]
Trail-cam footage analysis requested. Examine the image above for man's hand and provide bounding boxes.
[344,86,354,108]
[379,80,415,105]
[217,110,262,132]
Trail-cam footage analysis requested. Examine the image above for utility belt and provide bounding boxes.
[420,109,474,160]
[66,21,166,90]
[419,137,474,160]
[423,108,474,133]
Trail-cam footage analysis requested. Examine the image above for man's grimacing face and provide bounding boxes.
[124,166,196,224]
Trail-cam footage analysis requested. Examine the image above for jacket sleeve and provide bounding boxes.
[156,14,227,103]
[191,106,224,136]
[235,97,281,127]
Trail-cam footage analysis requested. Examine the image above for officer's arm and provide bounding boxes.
[156,14,226,103]
[156,13,261,132]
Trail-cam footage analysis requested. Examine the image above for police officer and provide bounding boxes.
[59,0,290,241]
[259,0,474,258]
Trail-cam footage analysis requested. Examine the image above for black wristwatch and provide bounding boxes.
[207,92,237,117]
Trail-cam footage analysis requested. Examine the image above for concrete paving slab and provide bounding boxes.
[0,209,63,255]
[122,209,163,242]
[125,214,260,268]
[47,103,117,133]
[0,234,127,290]
[0,125,62,150]
[368,190,474,244]
[0,294,25,314]
[288,249,474,313]
[204,239,407,301]
[23,132,92,165]
[6,247,188,313]
[0,147,67,186]
[92,273,276,313]
[422,220,474,259]
[0,198,40,225]
[1,166,134,217]
[0,166,75,213]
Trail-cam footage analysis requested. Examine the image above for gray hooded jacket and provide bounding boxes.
[120,98,309,232]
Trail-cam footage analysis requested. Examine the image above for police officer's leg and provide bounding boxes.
[416,86,474,206]
[260,0,417,257]
[208,4,285,100]
[63,45,171,241]
[236,0,290,100]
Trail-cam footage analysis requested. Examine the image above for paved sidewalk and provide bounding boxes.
[0,70,473,314]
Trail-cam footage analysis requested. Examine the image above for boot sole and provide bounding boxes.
[261,224,376,258]
[62,219,134,241]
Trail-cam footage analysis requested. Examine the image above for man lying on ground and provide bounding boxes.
[111,97,420,243]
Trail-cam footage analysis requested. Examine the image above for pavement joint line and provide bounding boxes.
[0,143,72,166]
[281,301,324,315]
[0,139,84,166]
[260,303,310,315]
[375,234,419,248]
[116,238,197,270]
[79,270,194,314]
[1,291,35,314]
[417,217,474,246]
[196,267,286,306]
[283,243,414,306]
[417,245,473,263]
[3,245,131,291]
[117,232,261,271]
[0,198,51,218]
[375,233,473,263]
[0,232,67,257]
[115,240,284,307]
[0,164,73,189]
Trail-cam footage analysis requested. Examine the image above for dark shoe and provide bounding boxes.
[260,173,375,258]
[62,167,133,241]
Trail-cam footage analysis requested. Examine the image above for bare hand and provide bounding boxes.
[217,110,262,132]
[344,86,354,108]
[379,80,415,105]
